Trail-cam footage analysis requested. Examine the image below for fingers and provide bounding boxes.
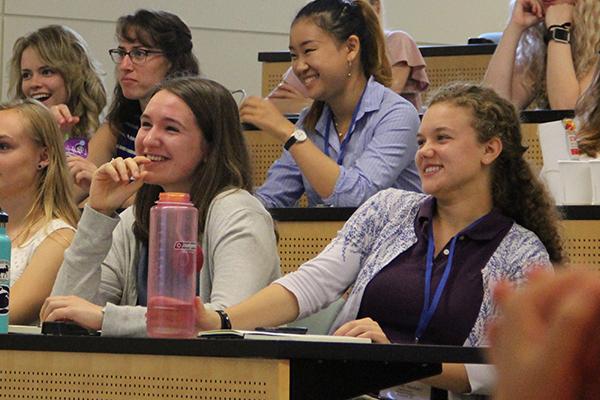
[41,295,104,331]
[50,104,80,132]
[333,317,390,343]
[269,83,306,100]
[40,295,76,321]
[194,297,221,331]
[96,157,149,183]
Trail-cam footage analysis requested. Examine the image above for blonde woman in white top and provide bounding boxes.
[0,99,78,324]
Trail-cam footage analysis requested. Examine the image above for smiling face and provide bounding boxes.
[289,18,352,102]
[416,103,499,201]
[20,46,68,107]
[0,109,47,203]
[116,30,171,102]
[135,90,206,192]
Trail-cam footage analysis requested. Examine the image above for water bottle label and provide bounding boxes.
[0,261,8,333]
[173,241,196,252]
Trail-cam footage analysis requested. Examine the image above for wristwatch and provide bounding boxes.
[283,129,308,150]
[546,25,571,44]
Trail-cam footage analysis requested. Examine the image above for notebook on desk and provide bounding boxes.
[198,329,371,343]
[8,325,42,334]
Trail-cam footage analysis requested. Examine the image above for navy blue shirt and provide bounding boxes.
[115,112,140,159]
[357,197,514,345]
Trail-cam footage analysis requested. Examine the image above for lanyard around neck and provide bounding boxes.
[323,85,367,164]
[414,216,485,343]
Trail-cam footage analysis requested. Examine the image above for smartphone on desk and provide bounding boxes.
[41,321,100,336]
[254,326,308,335]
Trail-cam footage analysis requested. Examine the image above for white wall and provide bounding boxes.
[0,0,510,103]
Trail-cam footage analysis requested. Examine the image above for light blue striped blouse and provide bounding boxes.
[255,77,421,208]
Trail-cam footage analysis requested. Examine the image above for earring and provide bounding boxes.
[37,164,44,170]
[347,60,352,78]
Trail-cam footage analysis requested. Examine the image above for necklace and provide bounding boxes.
[333,118,346,139]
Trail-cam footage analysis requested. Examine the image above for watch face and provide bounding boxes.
[295,130,307,141]
[552,27,570,42]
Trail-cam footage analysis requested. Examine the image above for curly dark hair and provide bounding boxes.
[106,9,200,138]
[428,83,565,263]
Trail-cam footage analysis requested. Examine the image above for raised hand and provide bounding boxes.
[544,2,575,27]
[509,0,544,30]
[49,104,80,133]
[239,96,295,143]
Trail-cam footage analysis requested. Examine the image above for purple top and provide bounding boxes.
[357,197,513,345]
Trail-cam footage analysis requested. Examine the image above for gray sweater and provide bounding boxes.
[52,189,280,336]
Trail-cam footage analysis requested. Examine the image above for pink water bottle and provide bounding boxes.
[146,192,198,338]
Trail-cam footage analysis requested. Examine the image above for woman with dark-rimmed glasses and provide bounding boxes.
[67,9,199,205]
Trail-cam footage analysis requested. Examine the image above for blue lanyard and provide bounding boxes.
[414,216,484,343]
[323,85,367,164]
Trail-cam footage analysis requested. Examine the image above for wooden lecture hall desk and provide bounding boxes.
[270,205,600,276]
[246,109,598,273]
[0,333,484,399]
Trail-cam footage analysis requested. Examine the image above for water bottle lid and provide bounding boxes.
[158,192,191,203]
[0,211,7,223]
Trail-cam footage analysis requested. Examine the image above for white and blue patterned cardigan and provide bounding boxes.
[276,188,552,396]
[277,188,552,345]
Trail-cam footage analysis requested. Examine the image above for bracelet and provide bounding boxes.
[547,22,571,30]
[215,310,232,330]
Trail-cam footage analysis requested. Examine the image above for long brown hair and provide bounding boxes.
[106,9,200,138]
[429,83,564,263]
[133,77,252,243]
[0,99,79,244]
[295,0,391,131]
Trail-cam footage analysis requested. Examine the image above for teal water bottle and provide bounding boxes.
[0,212,10,334]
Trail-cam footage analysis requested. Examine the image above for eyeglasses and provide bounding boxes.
[108,48,164,64]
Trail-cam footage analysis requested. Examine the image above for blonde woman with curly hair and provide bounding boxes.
[0,99,79,325]
[484,0,600,110]
[9,25,107,139]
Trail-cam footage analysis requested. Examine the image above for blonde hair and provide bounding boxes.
[0,99,79,245]
[8,25,106,139]
[575,66,600,157]
[514,0,600,108]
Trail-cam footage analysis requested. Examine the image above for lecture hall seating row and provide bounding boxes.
[252,45,599,272]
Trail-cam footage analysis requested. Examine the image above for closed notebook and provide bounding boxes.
[198,329,371,343]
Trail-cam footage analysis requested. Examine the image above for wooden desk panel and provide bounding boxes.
[1,335,476,400]
[262,61,290,97]
[1,349,289,399]
[561,220,600,269]
[421,54,491,102]
[521,123,543,172]
[244,130,281,187]
[276,220,344,274]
